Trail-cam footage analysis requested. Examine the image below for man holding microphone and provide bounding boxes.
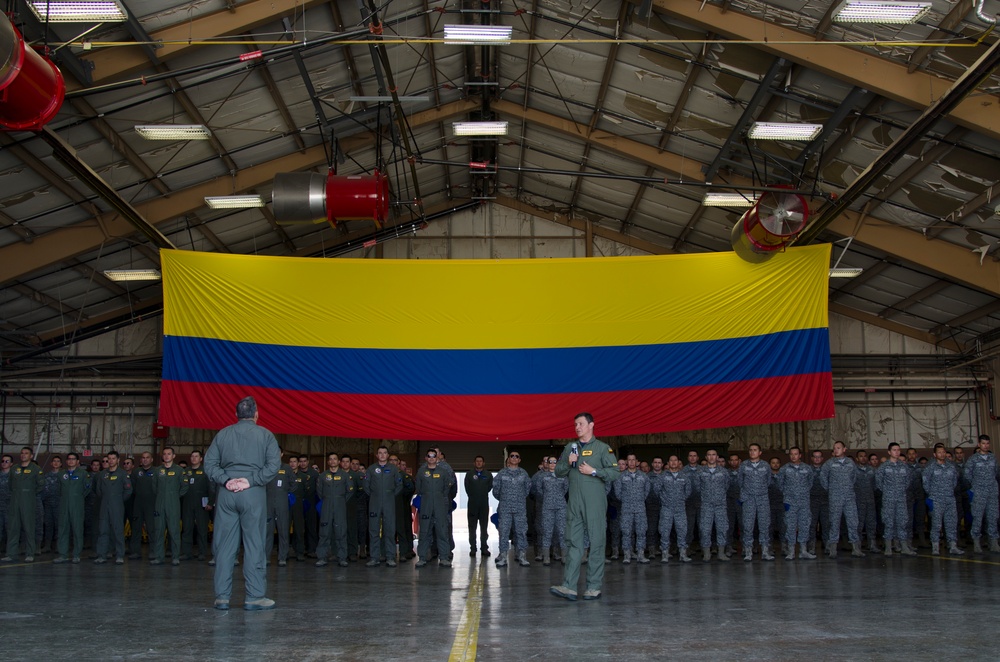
[550,413,621,602]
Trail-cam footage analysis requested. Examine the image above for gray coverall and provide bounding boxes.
[364,462,403,561]
[555,439,620,594]
[265,464,297,562]
[204,418,281,604]
[316,469,354,562]
[415,463,455,562]
[56,467,91,559]
[95,468,133,559]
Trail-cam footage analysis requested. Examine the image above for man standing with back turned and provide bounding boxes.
[551,413,620,602]
[204,396,281,611]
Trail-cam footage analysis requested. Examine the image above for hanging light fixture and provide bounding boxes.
[27,0,128,22]
[135,124,211,140]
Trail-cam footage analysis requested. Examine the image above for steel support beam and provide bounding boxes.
[653,0,1000,141]
[878,280,951,319]
[830,302,963,352]
[77,0,330,86]
[0,100,478,285]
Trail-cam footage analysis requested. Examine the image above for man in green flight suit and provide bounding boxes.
[550,413,620,601]
[414,449,455,568]
[94,450,133,564]
[128,451,157,559]
[180,450,215,561]
[150,447,189,566]
[265,448,297,567]
[364,445,403,567]
[1,446,45,562]
[53,452,92,563]
[204,396,281,611]
[315,452,355,567]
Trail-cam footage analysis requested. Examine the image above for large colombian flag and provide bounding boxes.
[159,244,833,440]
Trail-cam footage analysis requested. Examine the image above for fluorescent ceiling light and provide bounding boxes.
[452,121,508,136]
[349,96,429,103]
[135,124,211,140]
[204,195,266,209]
[444,25,513,45]
[27,0,128,22]
[832,1,932,23]
[103,269,162,282]
[702,193,757,207]
[748,122,823,141]
[829,268,863,278]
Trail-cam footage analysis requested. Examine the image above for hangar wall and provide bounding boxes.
[1,203,991,466]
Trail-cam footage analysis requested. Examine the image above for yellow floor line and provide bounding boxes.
[448,564,486,662]
[915,554,1000,566]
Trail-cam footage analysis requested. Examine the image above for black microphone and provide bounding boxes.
[571,443,578,468]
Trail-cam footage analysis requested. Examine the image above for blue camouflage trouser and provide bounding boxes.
[880,495,909,541]
[540,507,566,549]
[700,503,728,548]
[784,498,812,546]
[619,508,647,551]
[498,508,528,554]
[857,499,877,542]
[929,496,958,543]
[970,491,1000,539]
[827,493,860,544]
[742,494,770,548]
[659,505,686,552]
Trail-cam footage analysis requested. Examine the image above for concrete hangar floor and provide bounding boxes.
[2,520,997,662]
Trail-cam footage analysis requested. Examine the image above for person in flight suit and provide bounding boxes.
[52,452,91,564]
[1,447,44,562]
[465,455,493,557]
[149,447,189,566]
[363,445,403,566]
[414,449,455,568]
[93,450,133,565]
[204,395,281,611]
[264,448,297,567]
[550,413,620,602]
[315,452,355,568]
[128,451,157,559]
[181,450,215,561]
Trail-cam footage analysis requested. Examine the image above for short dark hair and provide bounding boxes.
[474,455,485,461]
[748,443,761,451]
[574,412,594,424]
[980,434,991,442]
[21,446,33,455]
[788,446,800,454]
[833,440,846,448]
[887,442,900,451]
[50,454,62,462]
[327,452,339,460]
[107,450,120,459]
[236,396,257,420]
[163,446,175,455]
[377,445,389,453]
[933,442,946,451]
[66,452,79,461]
[340,454,352,462]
